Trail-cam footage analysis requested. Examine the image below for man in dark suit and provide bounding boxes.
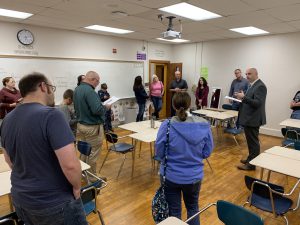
[235,68,267,170]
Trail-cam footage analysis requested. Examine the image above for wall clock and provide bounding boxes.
[17,29,34,45]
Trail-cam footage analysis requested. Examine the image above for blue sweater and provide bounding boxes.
[155,116,213,184]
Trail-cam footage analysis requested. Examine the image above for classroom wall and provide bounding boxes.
[173,32,300,136]
[0,21,173,84]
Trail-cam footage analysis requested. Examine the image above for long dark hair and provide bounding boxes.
[198,77,208,88]
[133,75,143,91]
[172,92,191,121]
[77,75,85,86]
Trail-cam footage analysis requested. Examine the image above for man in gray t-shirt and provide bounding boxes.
[1,72,87,225]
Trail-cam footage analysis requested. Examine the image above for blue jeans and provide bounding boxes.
[164,179,201,225]
[14,198,88,225]
[151,96,162,119]
[136,103,145,122]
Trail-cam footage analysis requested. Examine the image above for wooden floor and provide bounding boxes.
[1,127,300,225]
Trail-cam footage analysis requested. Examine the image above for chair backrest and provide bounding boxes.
[0,212,23,225]
[245,175,284,199]
[105,132,118,144]
[295,140,300,150]
[286,129,299,141]
[77,141,92,156]
[217,200,264,225]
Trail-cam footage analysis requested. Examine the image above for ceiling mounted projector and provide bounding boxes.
[161,16,181,40]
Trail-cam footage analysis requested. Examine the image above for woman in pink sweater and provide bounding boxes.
[150,74,164,119]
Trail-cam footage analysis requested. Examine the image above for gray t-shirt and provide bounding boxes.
[1,103,75,209]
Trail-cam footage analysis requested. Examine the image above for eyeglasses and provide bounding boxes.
[45,83,56,92]
[245,73,252,75]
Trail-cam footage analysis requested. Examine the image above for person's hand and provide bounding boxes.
[175,88,180,92]
[235,91,245,100]
[73,187,81,200]
[9,103,17,108]
[229,99,233,104]
[104,96,109,100]
[105,104,112,110]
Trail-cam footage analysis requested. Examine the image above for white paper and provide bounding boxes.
[103,96,120,105]
[225,96,242,103]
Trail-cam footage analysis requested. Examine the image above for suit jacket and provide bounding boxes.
[238,79,267,127]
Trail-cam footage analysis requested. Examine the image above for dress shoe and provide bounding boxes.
[237,164,256,171]
[240,159,248,164]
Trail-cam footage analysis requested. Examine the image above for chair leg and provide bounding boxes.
[282,215,289,225]
[97,210,105,225]
[99,150,111,174]
[205,159,213,172]
[233,135,239,146]
[117,154,126,179]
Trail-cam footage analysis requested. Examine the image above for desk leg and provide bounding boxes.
[150,142,154,168]
[132,140,137,177]
[8,194,13,211]
[260,168,264,180]
[267,170,271,182]
[138,141,142,158]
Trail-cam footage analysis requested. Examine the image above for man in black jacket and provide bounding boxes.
[235,68,267,170]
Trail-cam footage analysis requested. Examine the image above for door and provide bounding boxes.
[166,63,183,117]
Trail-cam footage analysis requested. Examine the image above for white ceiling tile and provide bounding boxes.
[241,0,300,10]
[260,22,299,33]
[121,0,181,9]
[287,20,300,29]
[265,3,300,21]
[188,0,257,16]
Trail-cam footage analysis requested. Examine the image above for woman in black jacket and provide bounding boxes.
[133,76,148,122]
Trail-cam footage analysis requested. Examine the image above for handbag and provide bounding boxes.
[152,119,171,224]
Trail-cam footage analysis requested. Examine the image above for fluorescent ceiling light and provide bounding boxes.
[230,26,269,35]
[156,38,190,43]
[0,8,33,19]
[85,25,133,34]
[159,2,221,21]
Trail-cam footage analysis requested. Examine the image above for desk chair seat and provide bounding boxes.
[244,175,298,225]
[185,200,264,225]
[224,127,244,146]
[99,132,134,179]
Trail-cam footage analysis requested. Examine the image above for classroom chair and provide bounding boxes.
[99,132,134,179]
[244,175,300,225]
[223,127,245,146]
[77,140,92,183]
[281,128,299,148]
[0,212,23,225]
[81,177,107,225]
[185,200,264,225]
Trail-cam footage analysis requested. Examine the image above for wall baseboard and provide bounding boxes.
[260,127,282,137]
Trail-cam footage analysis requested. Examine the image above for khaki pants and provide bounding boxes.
[77,123,103,176]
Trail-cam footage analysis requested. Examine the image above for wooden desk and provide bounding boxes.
[0,154,11,172]
[265,146,300,161]
[280,118,300,128]
[119,120,161,133]
[250,153,300,179]
[157,217,188,225]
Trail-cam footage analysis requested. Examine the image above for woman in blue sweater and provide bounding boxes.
[155,92,214,225]
[133,75,149,122]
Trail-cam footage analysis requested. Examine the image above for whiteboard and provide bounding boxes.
[0,57,144,103]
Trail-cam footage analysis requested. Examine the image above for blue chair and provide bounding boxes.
[281,128,300,148]
[244,175,300,225]
[0,212,23,225]
[185,200,264,225]
[224,127,245,146]
[77,141,93,183]
[81,179,107,225]
[99,132,134,179]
